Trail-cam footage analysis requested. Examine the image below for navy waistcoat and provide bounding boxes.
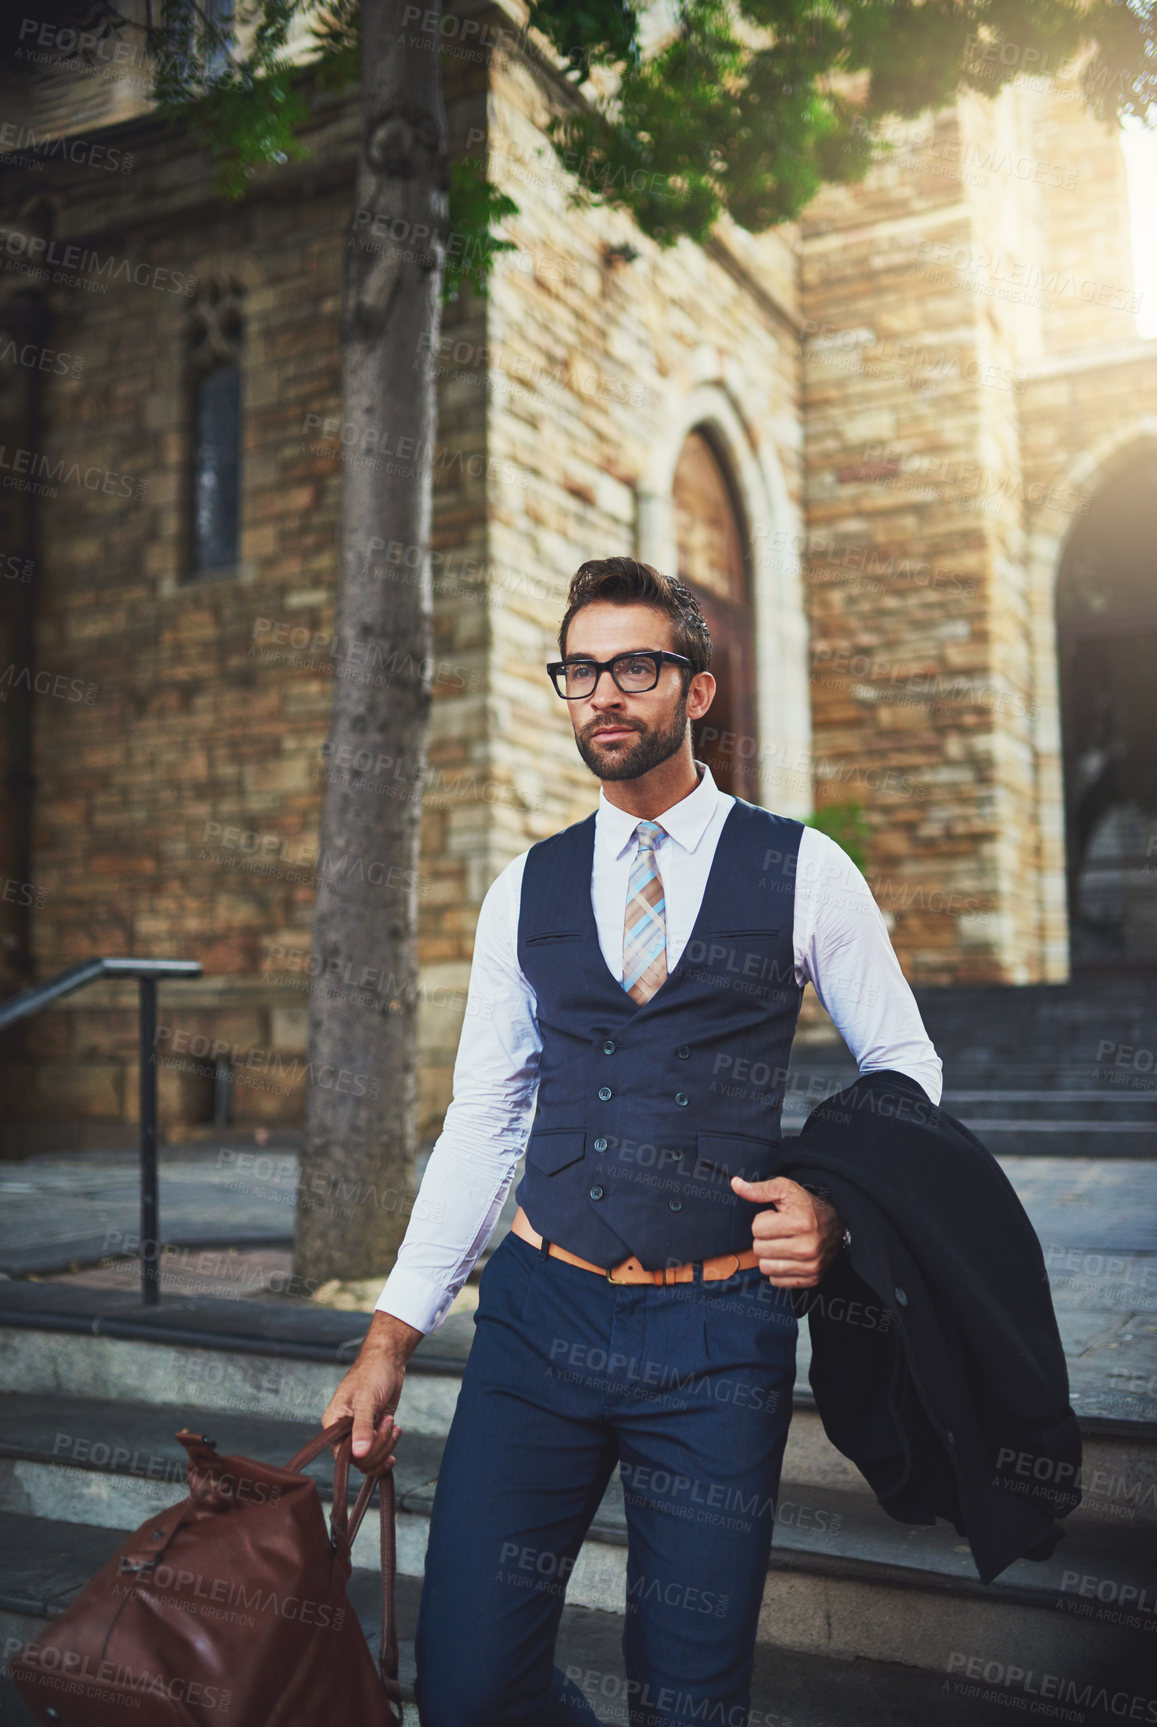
[513,796,805,1269]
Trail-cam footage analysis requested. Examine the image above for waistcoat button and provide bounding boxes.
[676,1045,690,1059]
[668,1198,683,1211]
[598,1086,612,1101]
[675,1092,689,1106]
[594,1137,608,1152]
[590,1185,604,1201]
[602,1039,616,1054]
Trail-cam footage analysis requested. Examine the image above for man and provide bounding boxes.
[323,555,943,1726]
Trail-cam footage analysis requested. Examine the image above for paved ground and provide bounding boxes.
[1,1145,1154,1421]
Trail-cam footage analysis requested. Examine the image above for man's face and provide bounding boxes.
[562,601,695,782]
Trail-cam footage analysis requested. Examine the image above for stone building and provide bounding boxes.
[0,0,1154,1151]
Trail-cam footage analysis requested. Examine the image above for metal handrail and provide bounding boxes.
[0,957,204,1305]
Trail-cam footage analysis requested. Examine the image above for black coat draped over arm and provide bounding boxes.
[774,1068,1082,1585]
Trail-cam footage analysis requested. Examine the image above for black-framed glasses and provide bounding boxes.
[546,650,694,700]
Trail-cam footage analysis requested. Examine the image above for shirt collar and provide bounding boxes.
[598,759,724,860]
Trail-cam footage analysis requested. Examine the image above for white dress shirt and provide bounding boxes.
[376,760,943,1334]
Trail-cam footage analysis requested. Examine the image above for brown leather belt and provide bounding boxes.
[511,1206,760,1285]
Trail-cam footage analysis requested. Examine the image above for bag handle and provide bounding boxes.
[284,1418,403,1721]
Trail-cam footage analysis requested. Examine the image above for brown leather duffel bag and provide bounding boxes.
[10,1416,404,1726]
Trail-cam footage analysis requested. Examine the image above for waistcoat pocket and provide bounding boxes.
[694,1129,781,1184]
[525,1127,587,1174]
[697,927,781,938]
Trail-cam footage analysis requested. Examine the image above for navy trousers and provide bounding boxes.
[414,1227,799,1727]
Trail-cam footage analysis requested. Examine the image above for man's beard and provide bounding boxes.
[575,691,689,781]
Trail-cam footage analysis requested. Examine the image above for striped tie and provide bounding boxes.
[622,819,668,1006]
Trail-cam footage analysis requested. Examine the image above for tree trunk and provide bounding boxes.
[294,0,449,1285]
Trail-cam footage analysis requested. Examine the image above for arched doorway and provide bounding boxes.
[1056,445,1157,969]
[672,428,759,800]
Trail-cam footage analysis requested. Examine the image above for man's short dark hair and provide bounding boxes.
[557,557,711,687]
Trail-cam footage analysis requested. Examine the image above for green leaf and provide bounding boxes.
[443,153,520,303]
[804,801,871,873]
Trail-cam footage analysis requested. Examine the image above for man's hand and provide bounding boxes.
[730,1175,844,1288]
[322,1310,424,1473]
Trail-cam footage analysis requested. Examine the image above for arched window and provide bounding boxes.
[162,0,236,84]
[1056,444,1157,968]
[202,0,236,82]
[672,428,758,799]
[185,278,243,580]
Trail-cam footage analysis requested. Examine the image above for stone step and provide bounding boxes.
[3,1287,1154,1445]
[1,1384,1152,1528]
[779,1080,1157,1156]
[942,1090,1157,1106]
[0,1388,1152,1679]
[8,1510,1119,1727]
[796,972,1157,1083]
[3,1384,1148,1527]
[912,979,1157,1023]
[945,1123,1157,1158]
[2,1153,1153,1682]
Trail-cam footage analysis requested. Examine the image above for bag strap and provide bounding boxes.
[284,1417,403,1722]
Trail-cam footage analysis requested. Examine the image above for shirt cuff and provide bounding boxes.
[373,1266,456,1336]
[861,1058,943,1106]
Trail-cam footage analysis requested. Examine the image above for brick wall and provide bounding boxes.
[799,75,1152,985]
[0,59,493,1147]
